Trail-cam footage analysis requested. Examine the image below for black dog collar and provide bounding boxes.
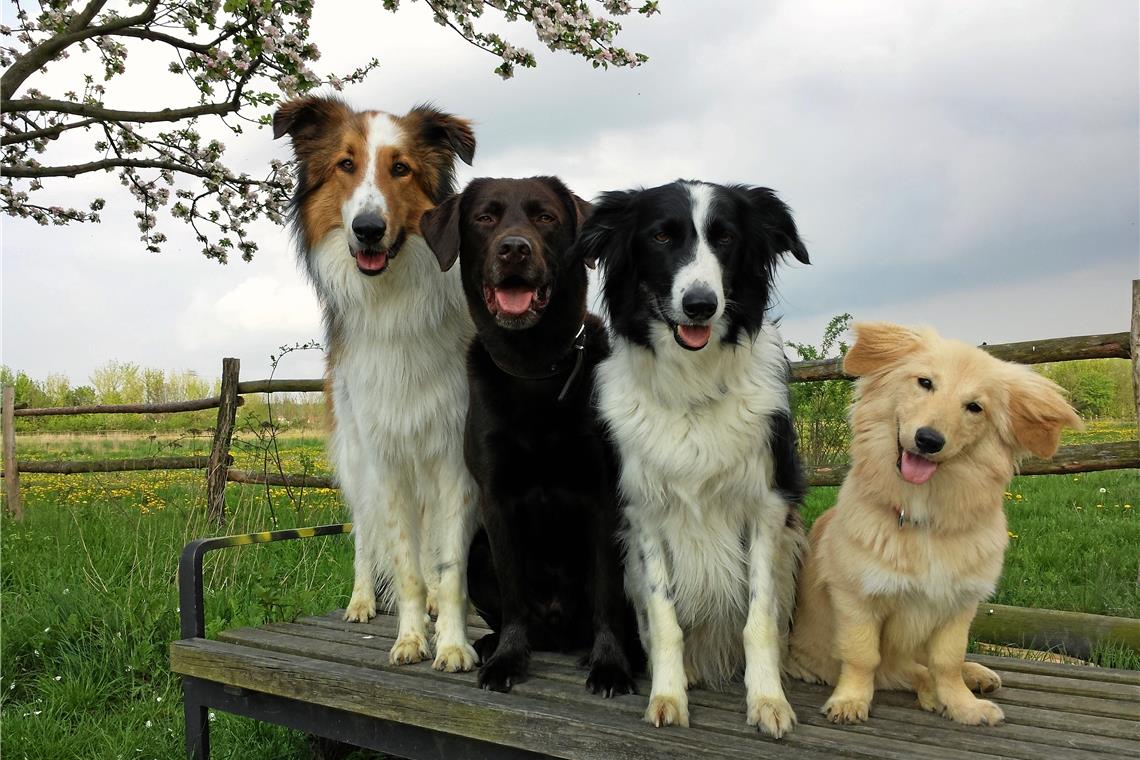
[485,323,587,403]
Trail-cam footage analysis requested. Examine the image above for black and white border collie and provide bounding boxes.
[578,180,810,737]
[273,96,480,673]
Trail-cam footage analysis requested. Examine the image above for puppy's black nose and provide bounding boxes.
[351,213,387,247]
[915,427,945,455]
[681,286,718,321]
[497,236,531,263]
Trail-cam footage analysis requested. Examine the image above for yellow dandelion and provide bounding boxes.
[1007,531,1019,539]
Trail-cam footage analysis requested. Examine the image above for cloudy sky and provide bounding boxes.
[2,0,1137,386]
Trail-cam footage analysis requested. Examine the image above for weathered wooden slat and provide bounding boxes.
[984,668,1140,701]
[967,653,1140,686]
[7,454,216,474]
[220,625,1000,760]
[12,395,241,416]
[177,637,822,760]
[278,619,1140,756]
[225,469,336,489]
[791,331,1131,382]
[236,378,325,394]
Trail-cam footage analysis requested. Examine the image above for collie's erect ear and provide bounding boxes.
[273,96,350,149]
[408,104,476,166]
[1005,369,1083,459]
[749,187,809,265]
[420,194,462,272]
[843,322,925,376]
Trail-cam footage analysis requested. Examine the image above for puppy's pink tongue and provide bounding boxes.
[494,287,535,316]
[900,451,938,485]
[677,324,712,349]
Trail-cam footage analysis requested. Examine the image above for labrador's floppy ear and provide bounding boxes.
[420,194,462,272]
[1005,369,1083,459]
[571,194,595,266]
[843,322,925,377]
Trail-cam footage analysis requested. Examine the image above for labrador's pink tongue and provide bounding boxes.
[900,450,938,485]
[677,324,712,349]
[494,288,535,316]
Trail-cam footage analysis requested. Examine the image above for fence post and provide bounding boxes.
[2,387,24,520]
[206,358,240,524]
[1132,279,1139,452]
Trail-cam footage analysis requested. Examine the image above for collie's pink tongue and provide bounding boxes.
[900,450,938,485]
[677,324,712,349]
[355,250,388,272]
[494,287,535,316]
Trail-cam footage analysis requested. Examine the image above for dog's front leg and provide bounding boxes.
[744,515,797,738]
[634,530,688,727]
[380,476,431,665]
[429,460,479,673]
[928,607,1004,726]
[586,490,636,698]
[476,490,530,692]
[821,585,882,724]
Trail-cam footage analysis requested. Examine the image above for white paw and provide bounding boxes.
[388,632,430,665]
[645,693,689,727]
[344,593,376,623]
[822,695,870,724]
[962,662,1002,693]
[747,694,797,738]
[943,697,1004,726]
[433,641,478,673]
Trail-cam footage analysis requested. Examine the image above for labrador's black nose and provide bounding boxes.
[497,235,532,264]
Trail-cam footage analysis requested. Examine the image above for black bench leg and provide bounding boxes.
[183,679,210,760]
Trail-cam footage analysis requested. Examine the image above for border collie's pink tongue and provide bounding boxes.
[355,250,388,272]
[900,450,938,485]
[495,287,535,316]
[677,324,712,349]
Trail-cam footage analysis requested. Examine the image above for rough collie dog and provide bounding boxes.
[273,96,480,672]
[787,322,1082,726]
[578,180,811,737]
[421,176,640,696]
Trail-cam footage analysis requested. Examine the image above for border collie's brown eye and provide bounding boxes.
[917,377,933,390]
[716,232,735,245]
[654,232,670,244]
[966,402,983,414]
[338,158,354,172]
[536,213,556,224]
[391,162,410,177]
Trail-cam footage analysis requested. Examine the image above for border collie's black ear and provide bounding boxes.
[576,189,634,270]
[409,104,476,166]
[273,96,349,147]
[749,187,809,264]
[420,194,462,272]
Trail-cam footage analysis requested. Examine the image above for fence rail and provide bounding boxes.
[3,281,1139,523]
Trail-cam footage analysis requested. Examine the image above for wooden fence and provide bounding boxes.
[3,282,1139,523]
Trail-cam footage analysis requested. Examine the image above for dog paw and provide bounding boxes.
[472,632,499,662]
[478,648,528,693]
[586,659,636,698]
[432,641,477,673]
[388,632,430,665]
[962,662,1002,694]
[822,695,870,724]
[344,594,376,623]
[747,695,797,739]
[943,697,1004,726]
[645,693,689,728]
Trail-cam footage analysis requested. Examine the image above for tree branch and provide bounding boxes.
[1,117,98,146]
[3,157,212,179]
[3,98,233,122]
[1,1,160,101]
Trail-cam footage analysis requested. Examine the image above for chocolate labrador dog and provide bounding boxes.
[421,176,640,696]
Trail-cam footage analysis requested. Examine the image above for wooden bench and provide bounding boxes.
[171,525,1140,759]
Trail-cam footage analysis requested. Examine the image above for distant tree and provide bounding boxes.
[1,0,659,261]
[66,385,97,406]
[143,367,166,403]
[89,359,143,403]
[786,314,854,466]
[43,373,71,406]
[1038,359,1134,419]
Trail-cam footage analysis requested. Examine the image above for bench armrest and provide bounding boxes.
[178,524,352,639]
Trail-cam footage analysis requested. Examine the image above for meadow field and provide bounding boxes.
[1,422,1137,759]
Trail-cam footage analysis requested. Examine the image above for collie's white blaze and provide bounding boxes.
[670,182,725,323]
[341,113,402,248]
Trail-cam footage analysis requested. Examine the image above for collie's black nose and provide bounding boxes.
[915,427,945,455]
[351,213,387,247]
[681,286,718,321]
[497,236,532,263]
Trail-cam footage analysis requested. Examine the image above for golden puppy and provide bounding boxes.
[786,322,1081,727]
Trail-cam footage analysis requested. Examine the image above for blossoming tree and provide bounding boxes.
[1,0,658,261]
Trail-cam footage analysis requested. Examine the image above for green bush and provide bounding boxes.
[787,314,854,466]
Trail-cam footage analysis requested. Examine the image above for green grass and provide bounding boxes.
[2,430,1137,758]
